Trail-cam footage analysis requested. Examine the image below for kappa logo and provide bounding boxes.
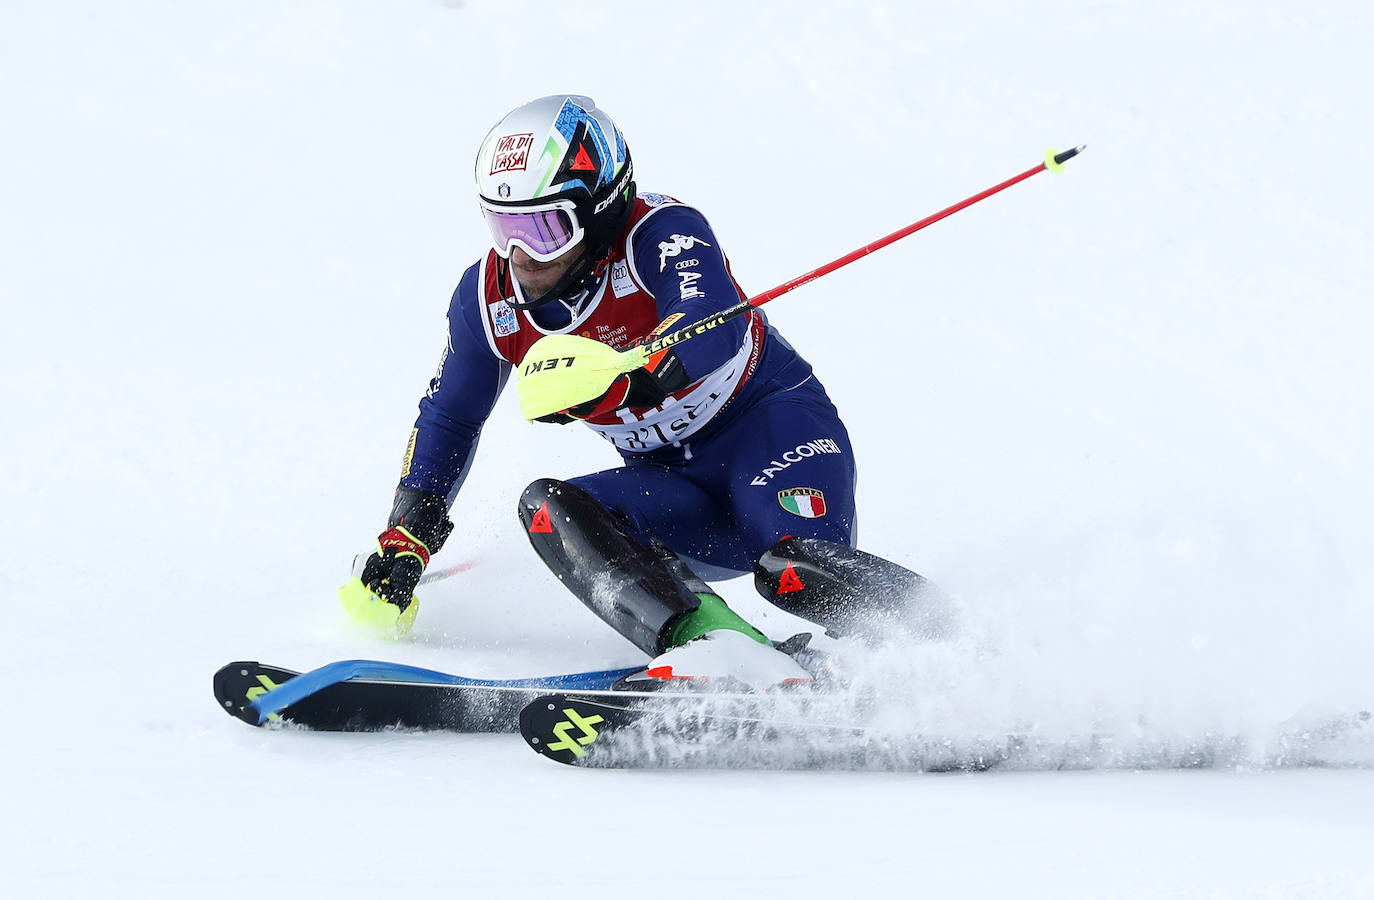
[610,259,636,298]
[750,438,843,486]
[491,300,520,337]
[490,133,533,175]
[658,233,711,271]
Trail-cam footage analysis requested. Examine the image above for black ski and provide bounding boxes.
[518,692,894,769]
[518,693,1374,770]
[212,661,641,733]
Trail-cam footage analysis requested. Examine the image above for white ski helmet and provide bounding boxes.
[475,95,635,307]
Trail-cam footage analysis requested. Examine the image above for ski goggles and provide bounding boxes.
[479,198,585,262]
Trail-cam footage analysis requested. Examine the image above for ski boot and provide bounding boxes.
[638,629,814,691]
[519,478,811,690]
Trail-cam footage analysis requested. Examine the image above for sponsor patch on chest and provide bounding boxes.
[490,300,520,337]
[610,259,636,298]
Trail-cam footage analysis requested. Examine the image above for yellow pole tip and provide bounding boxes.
[1045,144,1086,173]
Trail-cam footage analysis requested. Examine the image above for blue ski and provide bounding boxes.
[213,659,643,732]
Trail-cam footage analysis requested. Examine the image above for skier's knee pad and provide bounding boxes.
[517,478,700,656]
[518,478,617,572]
[518,478,644,557]
[753,537,953,642]
[519,478,587,535]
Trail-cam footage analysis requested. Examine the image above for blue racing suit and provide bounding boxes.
[400,194,856,574]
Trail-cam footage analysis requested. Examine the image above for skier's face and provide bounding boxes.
[510,244,585,299]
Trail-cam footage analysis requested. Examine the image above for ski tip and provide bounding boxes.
[1045,145,1086,172]
[519,694,614,766]
[212,661,297,727]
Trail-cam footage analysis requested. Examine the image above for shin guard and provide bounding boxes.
[519,479,701,656]
[754,537,953,641]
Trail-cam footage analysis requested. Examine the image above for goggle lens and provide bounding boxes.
[482,206,578,259]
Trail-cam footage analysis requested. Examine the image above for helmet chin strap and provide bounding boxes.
[507,242,607,311]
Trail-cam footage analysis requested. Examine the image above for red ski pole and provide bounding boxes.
[640,145,1086,355]
[517,146,1084,420]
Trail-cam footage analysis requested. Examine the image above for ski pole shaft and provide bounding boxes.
[640,146,1084,358]
[418,559,479,587]
[749,146,1085,307]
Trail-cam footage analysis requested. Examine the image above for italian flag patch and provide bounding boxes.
[778,487,827,518]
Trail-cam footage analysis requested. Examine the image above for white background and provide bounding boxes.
[2,1,1372,897]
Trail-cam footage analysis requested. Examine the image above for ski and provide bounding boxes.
[518,691,888,769]
[519,693,1374,771]
[213,660,643,733]
[216,662,1373,768]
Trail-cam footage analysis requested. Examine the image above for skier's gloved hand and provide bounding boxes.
[365,487,455,603]
[339,487,454,636]
[535,348,691,424]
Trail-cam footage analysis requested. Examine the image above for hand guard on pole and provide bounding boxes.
[338,487,454,637]
[529,341,690,424]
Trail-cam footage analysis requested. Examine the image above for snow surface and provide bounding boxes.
[3,0,1374,896]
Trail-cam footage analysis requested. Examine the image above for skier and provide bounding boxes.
[340,95,927,688]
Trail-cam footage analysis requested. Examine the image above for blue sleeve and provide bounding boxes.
[400,263,510,503]
[630,206,750,380]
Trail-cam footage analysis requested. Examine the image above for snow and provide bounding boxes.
[3,0,1373,896]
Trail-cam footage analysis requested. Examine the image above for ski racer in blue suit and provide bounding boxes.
[342,95,925,687]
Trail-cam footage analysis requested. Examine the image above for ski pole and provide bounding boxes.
[517,146,1085,420]
[350,555,478,588]
[643,145,1087,355]
[418,559,479,587]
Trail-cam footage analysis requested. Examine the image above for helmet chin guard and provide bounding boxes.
[475,95,635,308]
